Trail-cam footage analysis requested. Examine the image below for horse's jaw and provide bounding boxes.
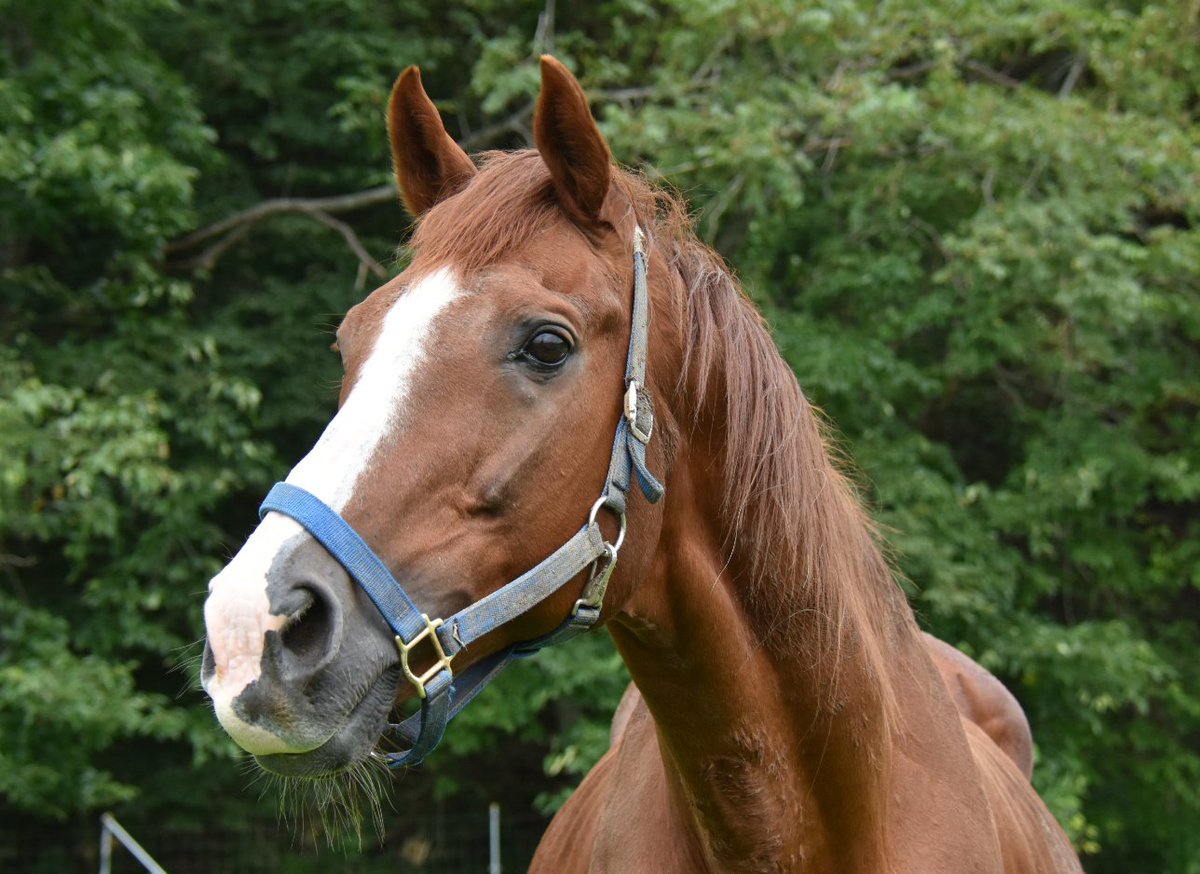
[251,665,402,777]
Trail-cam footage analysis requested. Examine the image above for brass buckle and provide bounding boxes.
[624,381,652,443]
[395,614,454,699]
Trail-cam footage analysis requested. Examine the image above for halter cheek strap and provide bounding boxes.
[258,226,662,767]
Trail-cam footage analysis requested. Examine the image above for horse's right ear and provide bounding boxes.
[534,56,612,228]
[387,67,476,218]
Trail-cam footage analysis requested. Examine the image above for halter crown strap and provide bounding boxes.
[620,228,663,505]
[258,225,662,767]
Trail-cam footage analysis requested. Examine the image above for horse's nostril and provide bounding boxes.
[279,586,338,672]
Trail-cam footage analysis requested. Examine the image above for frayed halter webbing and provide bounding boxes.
[258,227,663,767]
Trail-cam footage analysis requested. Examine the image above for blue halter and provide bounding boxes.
[258,227,663,766]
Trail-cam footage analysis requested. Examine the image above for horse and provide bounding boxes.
[201,56,1083,873]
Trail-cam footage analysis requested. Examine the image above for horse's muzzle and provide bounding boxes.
[201,526,398,765]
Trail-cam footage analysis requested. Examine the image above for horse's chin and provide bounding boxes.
[253,667,401,778]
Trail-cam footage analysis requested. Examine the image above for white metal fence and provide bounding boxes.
[99,813,167,874]
[1,804,547,873]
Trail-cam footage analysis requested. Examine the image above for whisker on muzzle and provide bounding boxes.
[243,754,391,850]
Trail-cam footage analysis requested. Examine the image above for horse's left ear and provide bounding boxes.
[387,66,477,218]
[535,56,612,227]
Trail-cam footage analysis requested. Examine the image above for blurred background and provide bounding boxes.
[2,1,1197,871]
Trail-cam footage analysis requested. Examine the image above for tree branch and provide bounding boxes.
[0,553,36,568]
[170,222,255,273]
[886,59,940,82]
[165,186,395,256]
[165,100,536,275]
[960,59,1023,90]
[1058,53,1088,100]
[164,69,714,276]
[303,207,388,277]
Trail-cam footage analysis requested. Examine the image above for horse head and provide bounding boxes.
[201,58,677,777]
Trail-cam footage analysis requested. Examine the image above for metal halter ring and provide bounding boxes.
[588,494,627,554]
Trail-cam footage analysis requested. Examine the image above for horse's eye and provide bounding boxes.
[522,330,572,368]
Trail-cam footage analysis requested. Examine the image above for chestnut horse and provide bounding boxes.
[202,57,1082,872]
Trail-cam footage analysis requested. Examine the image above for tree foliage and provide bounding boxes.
[2,1,1197,871]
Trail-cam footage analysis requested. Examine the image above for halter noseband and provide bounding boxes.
[258,227,663,766]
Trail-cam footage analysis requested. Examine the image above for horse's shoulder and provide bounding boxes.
[962,720,1084,874]
[922,632,1035,780]
[534,688,696,873]
[530,746,620,874]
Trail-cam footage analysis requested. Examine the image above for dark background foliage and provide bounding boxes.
[2,1,1197,871]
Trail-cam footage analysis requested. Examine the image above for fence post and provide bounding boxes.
[488,801,502,874]
[99,824,113,874]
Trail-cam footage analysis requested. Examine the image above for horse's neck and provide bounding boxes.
[610,438,933,872]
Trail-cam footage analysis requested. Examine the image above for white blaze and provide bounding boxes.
[286,267,462,512]
[203,269,462,753]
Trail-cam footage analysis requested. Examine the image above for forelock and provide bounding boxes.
[408,151,564,273]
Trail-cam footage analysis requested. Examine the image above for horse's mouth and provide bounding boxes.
[253,665,402,777]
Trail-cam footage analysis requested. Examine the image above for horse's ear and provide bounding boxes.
[534,56,612,227]
[387,66,476,218]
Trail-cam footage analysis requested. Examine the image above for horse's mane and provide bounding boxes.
[412,151,904,694]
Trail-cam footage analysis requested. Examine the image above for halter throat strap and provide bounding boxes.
[258,227,662,766]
